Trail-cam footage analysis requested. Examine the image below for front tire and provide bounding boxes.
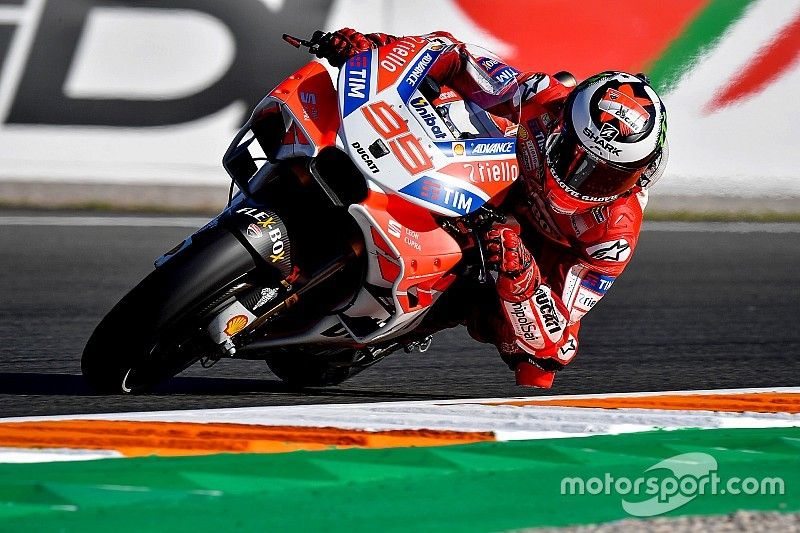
[82,226,257,393]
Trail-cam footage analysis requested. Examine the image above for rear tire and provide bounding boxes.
[266,349,360,388]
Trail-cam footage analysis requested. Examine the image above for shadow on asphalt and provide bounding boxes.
[0,372,455,401]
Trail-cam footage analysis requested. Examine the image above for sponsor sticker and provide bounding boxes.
[477,56,519,84]
[557,337,578,362]
[253,287,279,310]
[368,139,390,158]
[235,208,289,264]
[350,141,380,174]
[299,91,318,120]
[396,48,442,103]
[387,219,402,239]
[533,285,565,341]
[439,160,518,183]
[598,87,651,136]
[583,126,622,157]
[343,51,372,117]
[575,290,599,311]
[224,315,249,336]
[409,96,448,139]
[506,300,544,349]
[246,223,263,239]
[435,139,516,157]
[581,272,616,294]
[586,240,631,262]
[599,122,619,141]
[399,176,484,215]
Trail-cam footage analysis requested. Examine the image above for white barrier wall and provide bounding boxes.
[0,0,797,200]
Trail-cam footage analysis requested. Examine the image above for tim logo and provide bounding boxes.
[343,51,372,116]
[399,176,483,215]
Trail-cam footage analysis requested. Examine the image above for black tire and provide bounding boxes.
[82,226,257,393]
[266,349,360,388]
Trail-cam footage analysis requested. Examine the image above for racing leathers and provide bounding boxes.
[319,28,648,388]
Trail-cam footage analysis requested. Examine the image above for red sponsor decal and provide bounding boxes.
[433,89,462,104]
[376,37,428,92]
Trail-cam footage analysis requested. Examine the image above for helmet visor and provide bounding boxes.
[547,128,645,201]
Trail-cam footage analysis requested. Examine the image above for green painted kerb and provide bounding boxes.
[647,0,758,92]
[0,427,798,532]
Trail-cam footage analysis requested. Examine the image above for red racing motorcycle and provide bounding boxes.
[82,32,521,393]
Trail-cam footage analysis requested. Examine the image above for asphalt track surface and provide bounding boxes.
[0,212,797,417]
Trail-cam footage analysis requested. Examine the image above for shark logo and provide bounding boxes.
[587,240,631,262]
[599,122,619,141]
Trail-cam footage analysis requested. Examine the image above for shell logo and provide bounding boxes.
[453,142,465,156]
[224,315,249,336]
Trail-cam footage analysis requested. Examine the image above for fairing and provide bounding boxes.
[338,40,520,217]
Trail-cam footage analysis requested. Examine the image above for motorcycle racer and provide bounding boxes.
[314,28,669,388]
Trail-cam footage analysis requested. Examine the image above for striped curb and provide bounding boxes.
[1,387,797,461]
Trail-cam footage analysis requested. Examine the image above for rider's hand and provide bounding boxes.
[311,29,356,67]
[484,226,535,278]
[484,226,540,301]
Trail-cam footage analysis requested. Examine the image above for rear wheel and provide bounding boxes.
[266,349,359,388]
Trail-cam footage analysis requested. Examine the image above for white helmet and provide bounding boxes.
[544,71,668,214]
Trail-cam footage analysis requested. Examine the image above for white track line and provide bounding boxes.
[0,216,799,232]
[0,448,122,464]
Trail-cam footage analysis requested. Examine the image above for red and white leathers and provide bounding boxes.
[322,29,648,388]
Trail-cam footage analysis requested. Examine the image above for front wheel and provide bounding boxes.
[82,226,257,393]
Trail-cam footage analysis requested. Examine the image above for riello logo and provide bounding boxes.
[0,0,333,127]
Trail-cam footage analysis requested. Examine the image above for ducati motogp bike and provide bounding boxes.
[82,32,522,393]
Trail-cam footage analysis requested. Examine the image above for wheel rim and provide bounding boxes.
[120,368,136,393]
